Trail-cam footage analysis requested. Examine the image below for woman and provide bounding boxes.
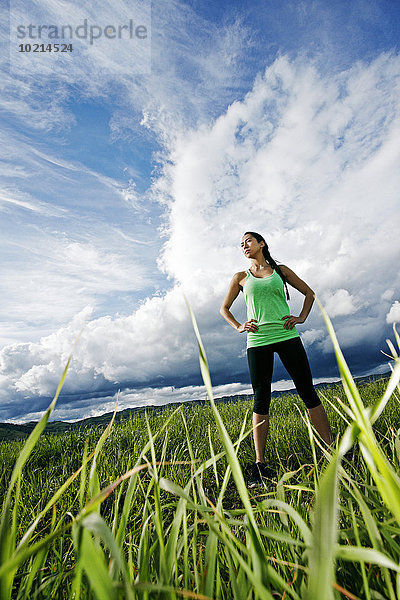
[220,232,332,488]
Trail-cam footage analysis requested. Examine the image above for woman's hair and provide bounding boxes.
[243,231,290,300]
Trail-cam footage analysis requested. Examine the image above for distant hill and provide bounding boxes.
[0,372,391,442]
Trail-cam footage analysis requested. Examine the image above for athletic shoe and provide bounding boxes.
[246,462,273,488]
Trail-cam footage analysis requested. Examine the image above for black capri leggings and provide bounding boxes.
[247,337,321,414]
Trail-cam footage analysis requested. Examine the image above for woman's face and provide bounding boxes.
[241,234,264,258]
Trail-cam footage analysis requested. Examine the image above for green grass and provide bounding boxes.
[0,309,399,599]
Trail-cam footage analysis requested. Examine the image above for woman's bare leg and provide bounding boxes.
[253,413,270,463]
[308,404,332,445]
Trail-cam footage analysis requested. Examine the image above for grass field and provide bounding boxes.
[1,308,400,599]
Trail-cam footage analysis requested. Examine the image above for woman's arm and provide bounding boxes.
[220,272,259,333]
[280,265,315,330]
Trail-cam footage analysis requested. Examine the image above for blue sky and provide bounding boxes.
[1,0,400,422]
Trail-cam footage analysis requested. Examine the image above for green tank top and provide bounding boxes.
[243,269,299,348]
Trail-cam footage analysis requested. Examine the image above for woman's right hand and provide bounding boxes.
[237,319,259,333]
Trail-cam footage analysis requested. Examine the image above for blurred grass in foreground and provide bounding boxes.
[0,303,399,599]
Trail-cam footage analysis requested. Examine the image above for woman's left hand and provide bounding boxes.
[281,315,304,330]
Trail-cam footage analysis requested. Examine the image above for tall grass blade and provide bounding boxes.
[369,357,400,424]
[88,401,118,502]
[335,546,400,572]
[305,453,340,600]
[79,512,134,600]
[73,526,118,600]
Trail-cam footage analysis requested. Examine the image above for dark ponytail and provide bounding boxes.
[243,231,290,300]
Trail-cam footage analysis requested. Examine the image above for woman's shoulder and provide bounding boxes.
[278,264,289,275]
[231,270,248,290]
[232,270,248,281]
[278,265,298,279]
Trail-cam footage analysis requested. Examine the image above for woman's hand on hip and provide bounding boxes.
[237,319,259,333]
[282,315,304,330]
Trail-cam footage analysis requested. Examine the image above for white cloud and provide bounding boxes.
[0,189,67,216]
[386,301,400,324]
[321,289,359,319]
[300,329,325,346]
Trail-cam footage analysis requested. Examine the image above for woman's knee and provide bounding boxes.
[253,394,270,414]
[302,393,321,410]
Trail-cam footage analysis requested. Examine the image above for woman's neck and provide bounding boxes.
[250,257,269,270]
